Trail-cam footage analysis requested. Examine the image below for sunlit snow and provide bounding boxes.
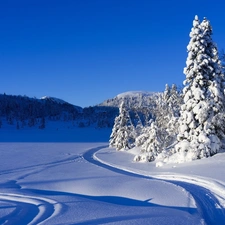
[0,128,225,224]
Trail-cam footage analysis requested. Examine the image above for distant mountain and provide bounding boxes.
[0,93,117,129]
[0,91,159,130]
[116,91,155,98]
[40,96,82,112]
[98,91,159,108]
[40,96,68,104]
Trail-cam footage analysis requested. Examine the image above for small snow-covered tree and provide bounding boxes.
[134,112,144,137]
[135,120,152,148]
[109,102,135,150]
[109,113,121,148]
[152,85,181,150]
[175,16,225,160]
[134,120,161,162]
[163,84,171,102]
[169,84,182,117]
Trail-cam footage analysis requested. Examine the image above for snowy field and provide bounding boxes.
[0,128,225,224]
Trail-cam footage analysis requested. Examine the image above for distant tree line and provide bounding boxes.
[0,94,154,130]
[0,94,118,129]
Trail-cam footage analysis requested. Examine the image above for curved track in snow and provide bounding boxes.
[0,154,80,225]
[83,146,225,225]
[1,144,225,224]
[0,192,62,225]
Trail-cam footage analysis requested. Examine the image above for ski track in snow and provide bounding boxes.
[0,192,62,225]
[0,154,83,180]
[0,153,81,224]
[1,144,225,224]
[84,146,225,225]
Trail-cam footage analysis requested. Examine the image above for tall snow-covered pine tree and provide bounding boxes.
[175,16,225,160]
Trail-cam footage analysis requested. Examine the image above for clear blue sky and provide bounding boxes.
[1,0,225,107]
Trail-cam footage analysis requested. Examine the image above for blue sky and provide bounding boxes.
[1,0,225,107]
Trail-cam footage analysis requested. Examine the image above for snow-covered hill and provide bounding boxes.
[116,91,156,98]
[41,96,69,104]
[40,96,83,112]
[98,91,159,108]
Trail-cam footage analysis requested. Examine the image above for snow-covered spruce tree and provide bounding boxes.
[175,16,225,161]
[152,85,181,149]
[109,102,135,150]
[135,119,153,148]
[134,112,144,137]
[154,93,175,149]
[163,84,171,102]
[168,84,182,117]
[134,120,161,162]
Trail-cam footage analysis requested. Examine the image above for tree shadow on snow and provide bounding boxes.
[2,182,225,225]
[23,188,201,224]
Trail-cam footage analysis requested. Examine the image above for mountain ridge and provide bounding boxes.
[98,91,159,108]
[0,91,158,130]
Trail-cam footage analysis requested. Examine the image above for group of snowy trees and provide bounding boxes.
[0,94,81,129]
[110,84,181,161]
[110,16,225,163]
[0,94,118,129]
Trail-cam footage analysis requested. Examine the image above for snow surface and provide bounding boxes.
[0,128,225,224]
[0,122,111,142]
